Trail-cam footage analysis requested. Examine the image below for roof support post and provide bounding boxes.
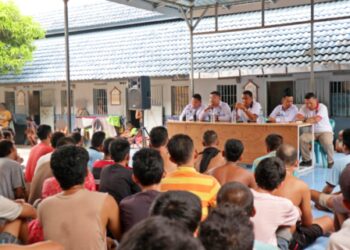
[64,0,72,133]
[310,0,315,92]
[181,6,208,96]
[261,0,265,27]
[190,7,195,96]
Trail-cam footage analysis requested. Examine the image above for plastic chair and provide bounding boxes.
[314,119,335,168]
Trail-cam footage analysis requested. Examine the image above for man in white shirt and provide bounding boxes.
[235,91,262,122]
[296,93,334,168]
[199,91,231,122]
[269,92,298,123]
[179,94,205,122]
[327,165,350,250]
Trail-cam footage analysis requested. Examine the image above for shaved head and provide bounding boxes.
[276,144,298,167]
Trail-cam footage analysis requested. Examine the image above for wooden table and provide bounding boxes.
[167,121,313,164]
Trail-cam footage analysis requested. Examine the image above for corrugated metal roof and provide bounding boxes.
[1,0,349,83]
[33,0,170,34]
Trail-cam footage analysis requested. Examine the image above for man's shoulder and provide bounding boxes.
[0,158,21,169]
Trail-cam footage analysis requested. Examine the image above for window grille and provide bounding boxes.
[330,81,350,117]
[93,89,108,115]
[171,86,189,116]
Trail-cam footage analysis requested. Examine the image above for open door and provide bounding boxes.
[267,81,295,115]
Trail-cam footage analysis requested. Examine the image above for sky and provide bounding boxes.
[7,0,96,15]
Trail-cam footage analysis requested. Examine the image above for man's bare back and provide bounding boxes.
[209,163,257,188]
[274,174,313,226]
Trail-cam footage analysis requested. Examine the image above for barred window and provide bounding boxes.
[171,86,189,116]
[217,85,237,107]
[330,81,350,117]
[152,85,163,106]
[93,89,108,115]
[5,92,15,114]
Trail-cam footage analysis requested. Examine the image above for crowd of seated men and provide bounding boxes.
[0,116,349,249]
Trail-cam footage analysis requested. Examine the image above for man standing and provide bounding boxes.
[25,125,53,183]
[179,94,205,122]
[268,91,298,123]
[235,90,262,122]
[199,91,231,122]
[296,93,334,167]
[0,103,12,129]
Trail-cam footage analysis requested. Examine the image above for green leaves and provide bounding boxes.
[0,1,45,75]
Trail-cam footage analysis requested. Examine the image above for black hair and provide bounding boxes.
[210,91,221,97]
[70,132,83,145]
[36,125,52,140]
[2,130,13,140]
[199,204,254,250]
[255,157,286,191]
[283,88,293,98]
[150,126,168,148]
[224,139,244,162]
[342,128,350,150]
[0,140,14,157]
[50,145,89,190]
[132,148,164,186]
[243,90,253,98]
[203,130,218,147]
[56,136,76,148]
[51,132,65,149]
[90,131,106,149]
[276,144,298,167]
[91,131,106,149]
[150,191,202,233]
[109,138,130,162]
[102,138,115,156]
[217,182,254,216]
[167,134,194,165]
[304,92,316,99]
[192,94,202,102]
[340,164,350,201]
[265,134,283,151]
[119,216,205,250]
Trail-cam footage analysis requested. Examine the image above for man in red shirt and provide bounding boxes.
[25,125,53,184]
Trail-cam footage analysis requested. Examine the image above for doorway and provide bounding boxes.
[30,91,41,125]
[267,81,295,115]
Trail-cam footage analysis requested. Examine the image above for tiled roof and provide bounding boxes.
[1,0,350,83]
[33,0,170,34]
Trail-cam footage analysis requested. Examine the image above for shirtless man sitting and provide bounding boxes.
[274,144,333,249]
[209,139,256,188]
[195,130,226,173]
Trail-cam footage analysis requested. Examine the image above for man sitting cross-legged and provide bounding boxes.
[0,196,37,245]
[119,148,164,234]
[38,145,121,250]
[311,128,350,220]
[209,139,257,188]
[274,144,334,249]
[327,165,350,250]
[252,157,300,248]
[161,134,221,219]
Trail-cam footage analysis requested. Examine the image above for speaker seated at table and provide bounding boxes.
[179,94,205,122]
[235,90,261,123]
[199,91,231,122]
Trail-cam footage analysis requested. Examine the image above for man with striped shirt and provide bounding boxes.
[160,134,221,218]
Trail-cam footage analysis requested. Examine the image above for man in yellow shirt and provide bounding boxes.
[0,103,12,129]
[160,134,221,218]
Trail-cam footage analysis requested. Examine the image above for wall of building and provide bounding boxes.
[0,71,348,133]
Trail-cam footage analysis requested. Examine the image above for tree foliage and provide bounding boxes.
[0,1,45,74]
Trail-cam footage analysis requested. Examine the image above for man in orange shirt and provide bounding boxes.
[25,125,53,184]
[160,134,221,218]
[0,103,12,129]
